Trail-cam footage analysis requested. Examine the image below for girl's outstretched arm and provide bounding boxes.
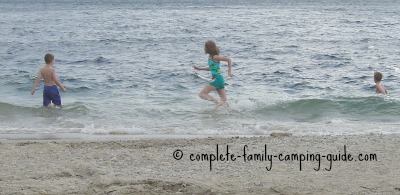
[193,65,210,71]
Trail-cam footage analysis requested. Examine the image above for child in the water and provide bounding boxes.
[193,40,233,109]
[31,53,67,107]
[374,71,387,95]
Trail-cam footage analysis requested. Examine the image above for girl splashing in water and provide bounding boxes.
[193,40,233,109]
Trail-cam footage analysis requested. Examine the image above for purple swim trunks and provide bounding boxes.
[43,85,61,106]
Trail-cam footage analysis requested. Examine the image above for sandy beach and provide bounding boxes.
[0,134,399,195]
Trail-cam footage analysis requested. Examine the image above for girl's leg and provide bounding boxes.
[215,89,229,109]
[199,84,218,104]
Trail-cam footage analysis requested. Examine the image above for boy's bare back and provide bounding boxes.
[31,53,66,96]
[40,65,57,86]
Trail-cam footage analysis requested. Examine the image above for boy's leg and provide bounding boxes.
[43,95,51,107]
[50,87,62,108]
[199,85,218,104]
[43,88,51,107]
[51,89,62,108]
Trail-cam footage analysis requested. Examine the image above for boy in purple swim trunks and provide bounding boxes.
[31,53,67,107]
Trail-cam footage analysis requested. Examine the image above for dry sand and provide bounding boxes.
[0,134,399,194]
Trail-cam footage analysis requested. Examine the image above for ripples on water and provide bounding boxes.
[0,0,399,135]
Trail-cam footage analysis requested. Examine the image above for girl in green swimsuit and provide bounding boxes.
[193,40,233,109]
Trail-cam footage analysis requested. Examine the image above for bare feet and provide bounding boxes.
[214,101,229,110]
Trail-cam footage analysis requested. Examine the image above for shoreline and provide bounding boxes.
[0,133,270,141]
[1,131,397,141]
[1,133,399,194]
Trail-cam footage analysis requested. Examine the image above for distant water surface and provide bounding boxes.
[0,0,399,136]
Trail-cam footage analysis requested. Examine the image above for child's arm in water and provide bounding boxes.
[193,65,210,71]
[213,55,233,77]
[31,70,42,95]
[52,69,67,92]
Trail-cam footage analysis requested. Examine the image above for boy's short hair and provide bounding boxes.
[374,72,383,81]
[44,53,54,64]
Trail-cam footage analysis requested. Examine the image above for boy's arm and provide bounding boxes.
[52,69,67,92]
[213,56,233,77]
[31,71,42,95]
[193,65,210,71]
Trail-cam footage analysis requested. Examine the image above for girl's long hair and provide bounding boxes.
[204,40,219,56]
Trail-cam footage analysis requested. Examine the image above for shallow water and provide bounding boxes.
[1,0,399,136]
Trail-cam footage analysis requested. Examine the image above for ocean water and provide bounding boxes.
[1,0,400,136]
